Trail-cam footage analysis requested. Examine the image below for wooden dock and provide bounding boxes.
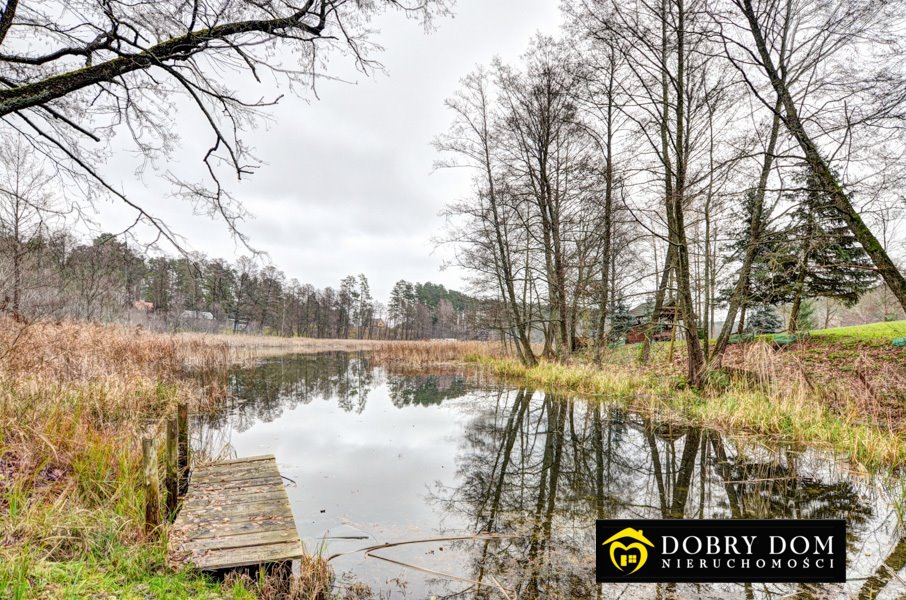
[168,455,304,571]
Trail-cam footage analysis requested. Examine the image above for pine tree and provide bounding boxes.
[780,168,877,331]
[747,304,783,334]
[607,300,635,343]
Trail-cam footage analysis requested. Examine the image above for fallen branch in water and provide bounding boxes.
[326,532,518,594]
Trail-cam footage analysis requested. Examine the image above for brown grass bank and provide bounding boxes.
[177,331,387,362]
[371,338,906,470]
[0,318,333,598]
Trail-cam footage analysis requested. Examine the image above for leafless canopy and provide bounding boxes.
[0,0,449,249]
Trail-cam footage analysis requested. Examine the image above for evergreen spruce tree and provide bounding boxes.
[780,168,877,331]
[718,189,794,327]
[748,304,783,334]
[721,168,876,334]
[608,300,635,343]
[795,298,816,332]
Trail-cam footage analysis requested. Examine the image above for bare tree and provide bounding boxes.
[0,0,449,247]
[562,8,631,363]
[0,135,69,314]
[436,69,540,364]
[494,37,594,359]
[578,0,728,383]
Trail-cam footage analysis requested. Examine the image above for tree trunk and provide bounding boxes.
[671,0,705,386]
[641,0,677,366]
[788,292,802,334]
[12,247,21,314]
[594,63,616,364]
[712,100,783,365]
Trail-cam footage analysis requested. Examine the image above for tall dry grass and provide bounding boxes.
[371,340,505,367]
[0,318,232,485]
[0,317,236,596]
[385,337,906,469]
[179,331,386,363]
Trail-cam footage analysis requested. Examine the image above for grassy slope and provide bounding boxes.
[464,355,905,470]
[810,319,906,341]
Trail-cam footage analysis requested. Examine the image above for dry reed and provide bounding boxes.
[0,318,260,596]
[178,331,386,362]
[371,340,505,367]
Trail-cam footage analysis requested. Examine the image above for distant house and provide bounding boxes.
[627,303,650,322]
[133,300,154,312]
[625,299,678,343]
[180,310,215,321]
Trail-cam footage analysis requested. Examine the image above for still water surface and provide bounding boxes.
[196,353,906,599]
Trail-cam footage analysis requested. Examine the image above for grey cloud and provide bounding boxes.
[92,0,563,301]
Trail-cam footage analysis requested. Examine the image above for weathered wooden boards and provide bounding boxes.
[168,455,304,571]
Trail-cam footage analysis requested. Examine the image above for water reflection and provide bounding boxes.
[387,373,469,408]
[439,390,887,598]
[203,352,375,430]
[199,354,906,599]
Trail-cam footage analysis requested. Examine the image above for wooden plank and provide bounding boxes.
[191,462,273,475]
[176,506,294,530]
[189,541,305,570]
[190,463,274,478]
[189,476,284,491]
[193,455,275,468]
[192,463,277,481]
[181,495,288,514]
[181,488,287,509]
[175,516,297,541]
[179,529,299,552]
[191,472,283,487]
[180,492,289,510]
[168,455,304,571]
[190,468,277,484]
[179,500,291,520]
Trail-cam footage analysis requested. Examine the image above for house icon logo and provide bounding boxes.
[602,527,654,575]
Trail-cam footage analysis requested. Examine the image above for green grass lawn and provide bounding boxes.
[602,320,906,351]
[810,320,906,341]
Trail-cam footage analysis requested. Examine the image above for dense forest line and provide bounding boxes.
[0,222,482,339]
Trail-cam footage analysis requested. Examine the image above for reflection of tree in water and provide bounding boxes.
[386,373,469,407]
[858,535,906,599]
[191,358,903,599]
[432,388,879,599]
[200,352,375,432]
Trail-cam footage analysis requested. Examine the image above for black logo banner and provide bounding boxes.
[596,519,846,583]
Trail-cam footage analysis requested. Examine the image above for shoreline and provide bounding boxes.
[455,354,905,471]
[369,334,906,471]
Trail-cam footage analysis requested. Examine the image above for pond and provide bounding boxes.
[195,352,906,599]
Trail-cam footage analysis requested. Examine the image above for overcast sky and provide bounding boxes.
[94,1,563,301]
